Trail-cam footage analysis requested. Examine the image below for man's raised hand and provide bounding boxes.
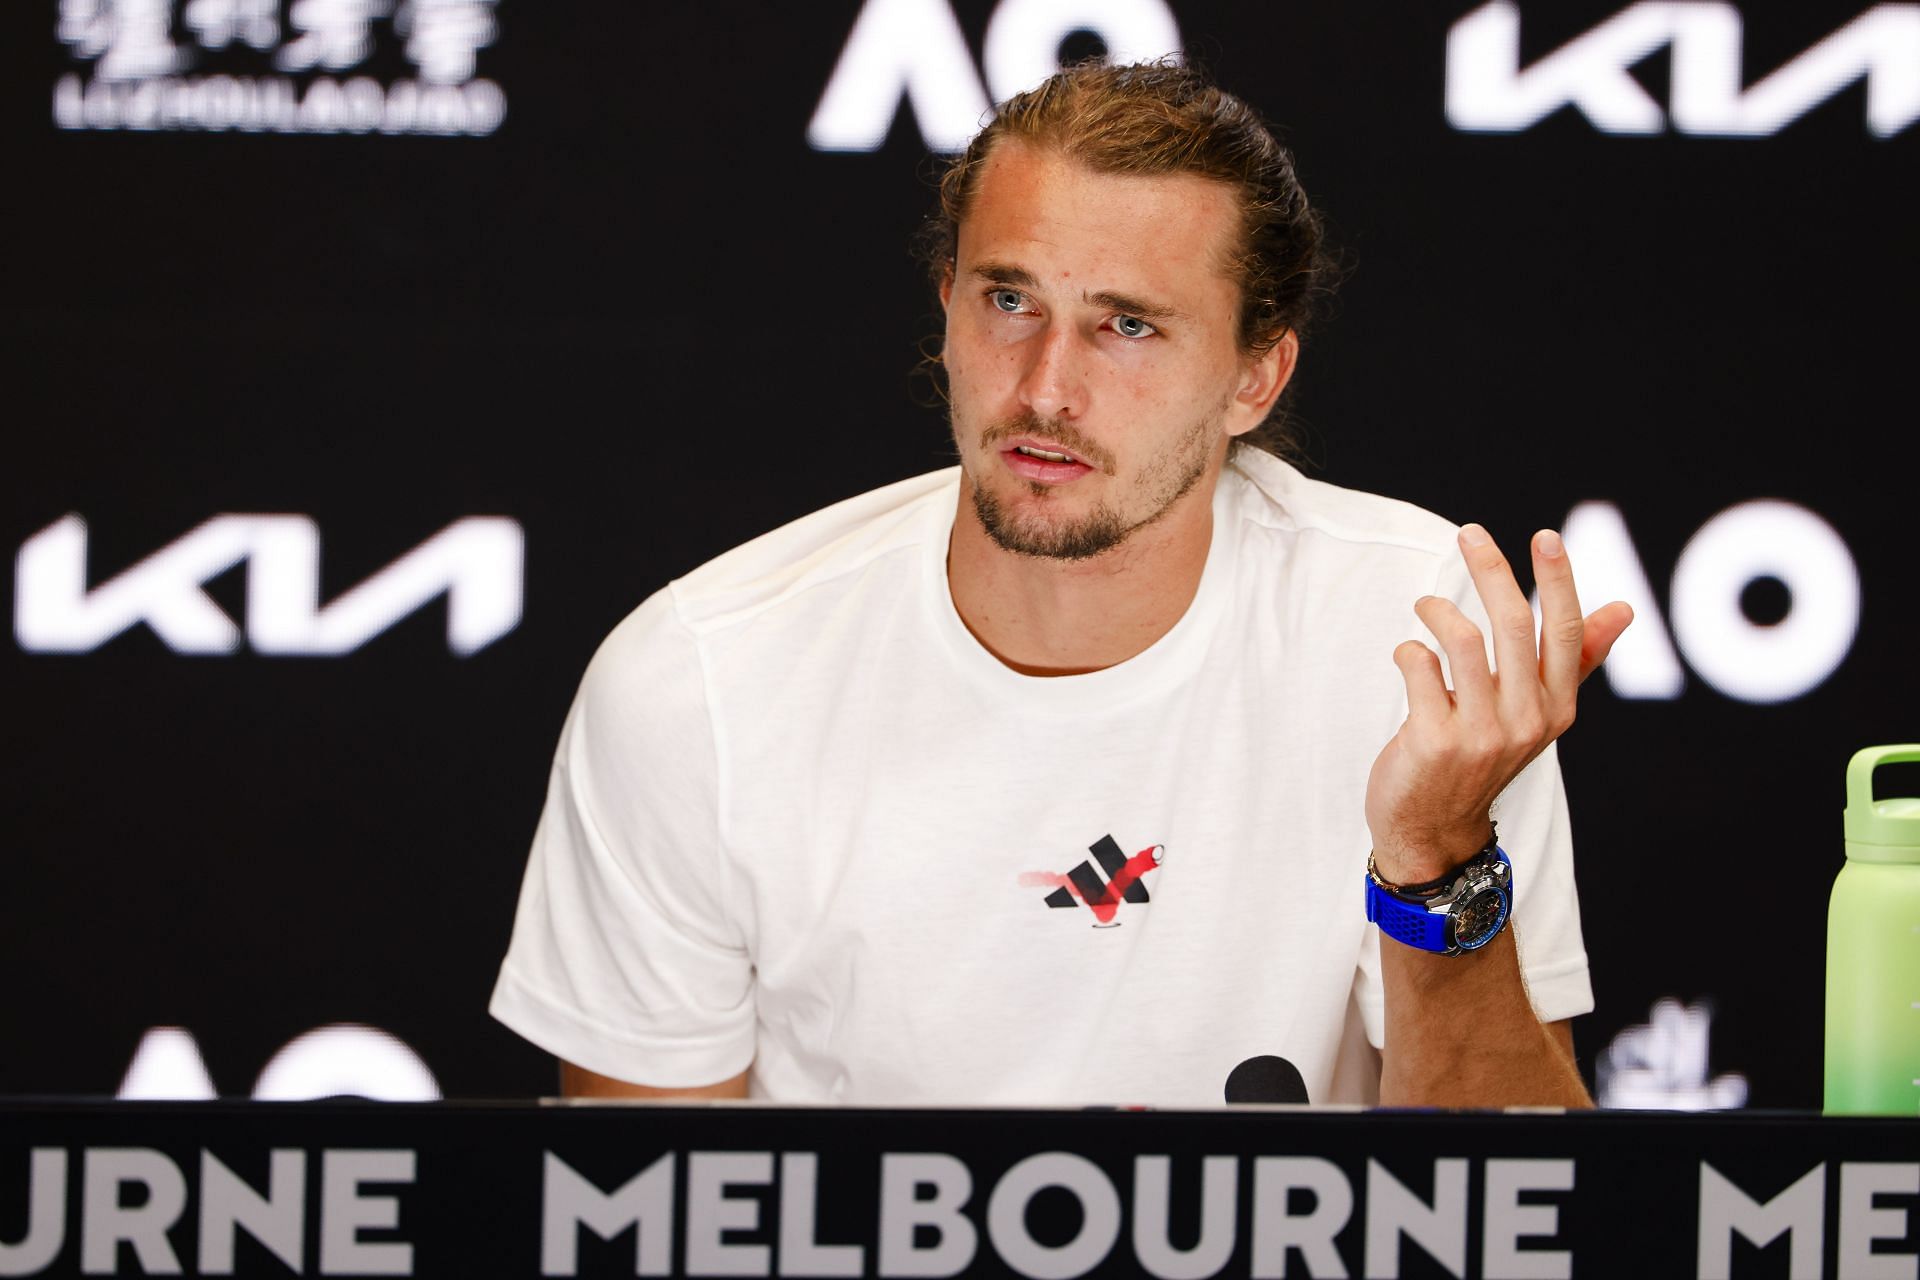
[1364,524,1634,885]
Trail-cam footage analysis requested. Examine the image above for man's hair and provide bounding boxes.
[915,58,1336,458]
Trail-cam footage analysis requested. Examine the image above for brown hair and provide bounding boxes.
[915,59,1336,458]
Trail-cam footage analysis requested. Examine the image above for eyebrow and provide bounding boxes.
[969,261,1191,324]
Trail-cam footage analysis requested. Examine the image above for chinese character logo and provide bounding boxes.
[54,0,506,136]
[1596,998,1749,1110]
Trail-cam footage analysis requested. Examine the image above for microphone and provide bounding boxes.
[1224,1055,1310,1105]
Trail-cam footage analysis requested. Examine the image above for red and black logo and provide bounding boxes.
[1020,835,1165,927]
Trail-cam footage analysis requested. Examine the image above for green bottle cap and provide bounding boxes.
[1844,744,1920,864]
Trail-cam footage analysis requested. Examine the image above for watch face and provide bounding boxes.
[1449,886,1511,951]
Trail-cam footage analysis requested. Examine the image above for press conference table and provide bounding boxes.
[2,1099,1913,1278]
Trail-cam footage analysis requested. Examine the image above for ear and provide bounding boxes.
[938,264,955,312]
[1225,330,1299,438]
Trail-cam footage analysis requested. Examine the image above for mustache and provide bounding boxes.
[978,414,1115,474]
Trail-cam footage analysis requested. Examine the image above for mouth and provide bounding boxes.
[998,432,1104,469]
[998,437,1098,485]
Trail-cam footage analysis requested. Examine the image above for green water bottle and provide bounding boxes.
[1826,744,1920,1115]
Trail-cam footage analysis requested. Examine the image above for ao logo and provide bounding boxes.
[13,514,523,657]
[1564,499,1859,704]
[809,0,1181,152]
[1448,2,1920,137]
[116,1024,440,1102]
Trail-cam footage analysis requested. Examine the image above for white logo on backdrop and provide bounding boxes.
[1559,499,1859,704]
[1448,2,1920,137]
[13,514,524,656]
[118,1023,441,1099]
[809,0,1182,152]
[53,0,505,135]
[1597,998,1749,1109]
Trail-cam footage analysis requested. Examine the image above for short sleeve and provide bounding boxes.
[1353,550,1595,1049]
[489,588,756,1088]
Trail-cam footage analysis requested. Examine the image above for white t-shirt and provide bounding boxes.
[490,452,1593,1107]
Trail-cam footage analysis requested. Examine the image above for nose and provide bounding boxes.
[1016,321,1090,421]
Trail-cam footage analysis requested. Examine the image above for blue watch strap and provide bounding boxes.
[1366,874,1451,951]
[1365,848,1512,954]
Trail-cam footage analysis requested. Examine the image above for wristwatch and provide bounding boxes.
[1365,844,1513,956]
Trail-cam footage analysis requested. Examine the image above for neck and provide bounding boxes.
[945,465,1224,676]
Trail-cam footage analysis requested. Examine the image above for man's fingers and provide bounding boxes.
[1578,600,1635,684]
[1414,594,1496,717]
[1393,639,1452,723]
[1456,523,1537,712]
[1533,528,1587,700]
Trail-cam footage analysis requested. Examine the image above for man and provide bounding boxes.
[490,61,1631,1108]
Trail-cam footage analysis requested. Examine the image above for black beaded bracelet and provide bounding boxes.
[1368,823,1499,900]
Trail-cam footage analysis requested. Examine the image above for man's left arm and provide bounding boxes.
[1366,524,1632,1108]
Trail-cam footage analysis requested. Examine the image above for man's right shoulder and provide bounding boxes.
[612,467,957,652]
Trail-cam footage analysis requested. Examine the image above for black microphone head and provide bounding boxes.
[1224,1055,1310,1105]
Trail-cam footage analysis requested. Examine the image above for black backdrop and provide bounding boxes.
[4,0,1915,1110]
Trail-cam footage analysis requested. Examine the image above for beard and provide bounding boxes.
[972,484,1134,560]
[962,408,1218,561]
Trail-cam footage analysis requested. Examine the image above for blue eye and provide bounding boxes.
[1113,315,1154,339]
[990,289,1027,313]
